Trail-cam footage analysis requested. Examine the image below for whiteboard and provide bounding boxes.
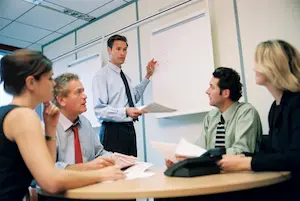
[151,11,214,118]
[0,82,12,106]
[0,55,13,107]
[68,54,102,127]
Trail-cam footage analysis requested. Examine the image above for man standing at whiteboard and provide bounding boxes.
[92,34,157,157]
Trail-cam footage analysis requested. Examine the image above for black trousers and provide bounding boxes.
[100,121,137,157]
[99,122,137,201]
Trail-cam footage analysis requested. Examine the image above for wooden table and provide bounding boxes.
[37,168,290,200]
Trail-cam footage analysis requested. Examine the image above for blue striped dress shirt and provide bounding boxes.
[92,62,150,123]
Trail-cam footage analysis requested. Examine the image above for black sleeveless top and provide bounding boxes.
[0,105,33,201]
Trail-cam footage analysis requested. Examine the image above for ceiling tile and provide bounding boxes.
[0,18,12,30]
[0,35,31,48]
[0,22,51,43]
[0,0,35,20]
[89,0,126,17]
[45,0,114,14]
[27,43,42,51]
[36,32,63,45]
[17,6,76,31]
[57,19,87,34]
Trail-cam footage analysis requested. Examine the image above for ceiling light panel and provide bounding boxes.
[45,0,113,14]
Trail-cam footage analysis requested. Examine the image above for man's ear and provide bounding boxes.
[222,89,230,99]
[107,47,112,55]
[56,96,66,107]
[25,76,36,92]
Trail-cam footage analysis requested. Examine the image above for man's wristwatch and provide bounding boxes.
[45,135,56,141]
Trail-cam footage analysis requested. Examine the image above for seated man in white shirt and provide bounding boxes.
[53,73,114,170]
[40,73,136,201]
[52,73,136,170]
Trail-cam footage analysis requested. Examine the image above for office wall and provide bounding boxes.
[43,0,300,167]
[237,0,300,133]
[43,33,76,78]
[43,33,75,60]
[137,0,241,166]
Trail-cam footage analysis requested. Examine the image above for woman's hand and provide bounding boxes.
[217,155,252,172]
[43,102,60,130]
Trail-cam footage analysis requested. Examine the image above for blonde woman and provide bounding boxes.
[0,50,125,201]
[218,40,300,199]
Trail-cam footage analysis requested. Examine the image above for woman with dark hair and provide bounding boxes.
[0,49,125,201]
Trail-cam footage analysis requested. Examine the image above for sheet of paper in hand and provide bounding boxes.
[112,152,137,169]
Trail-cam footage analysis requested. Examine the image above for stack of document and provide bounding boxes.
[151,138,207,163]
[112,153,155,180]
[138,102,176,113]
[112,152,137,169]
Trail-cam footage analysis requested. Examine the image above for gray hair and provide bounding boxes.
[53,73,79,107]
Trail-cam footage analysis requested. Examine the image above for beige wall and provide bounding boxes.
[237,0,300,133]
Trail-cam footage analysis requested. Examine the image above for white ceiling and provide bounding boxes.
[0,0,132,51]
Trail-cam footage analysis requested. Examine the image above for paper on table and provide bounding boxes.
[175,138,207,157]
[124,162,153,174]
[103,172,155,181]
[124,162,155,180]
[138,102,176,113]
[151,138,207,163]
[102,162,154,182]
[125,172,155,180]
[150,141,178,163]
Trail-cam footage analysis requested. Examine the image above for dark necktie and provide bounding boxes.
[120,70,138,121]
[215,115,225,148]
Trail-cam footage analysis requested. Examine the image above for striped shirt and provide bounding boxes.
[197,102,262,154]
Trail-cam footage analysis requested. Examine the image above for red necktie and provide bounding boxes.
[71,126,83,163]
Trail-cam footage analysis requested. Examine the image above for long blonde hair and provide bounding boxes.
[255,40,300,92]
